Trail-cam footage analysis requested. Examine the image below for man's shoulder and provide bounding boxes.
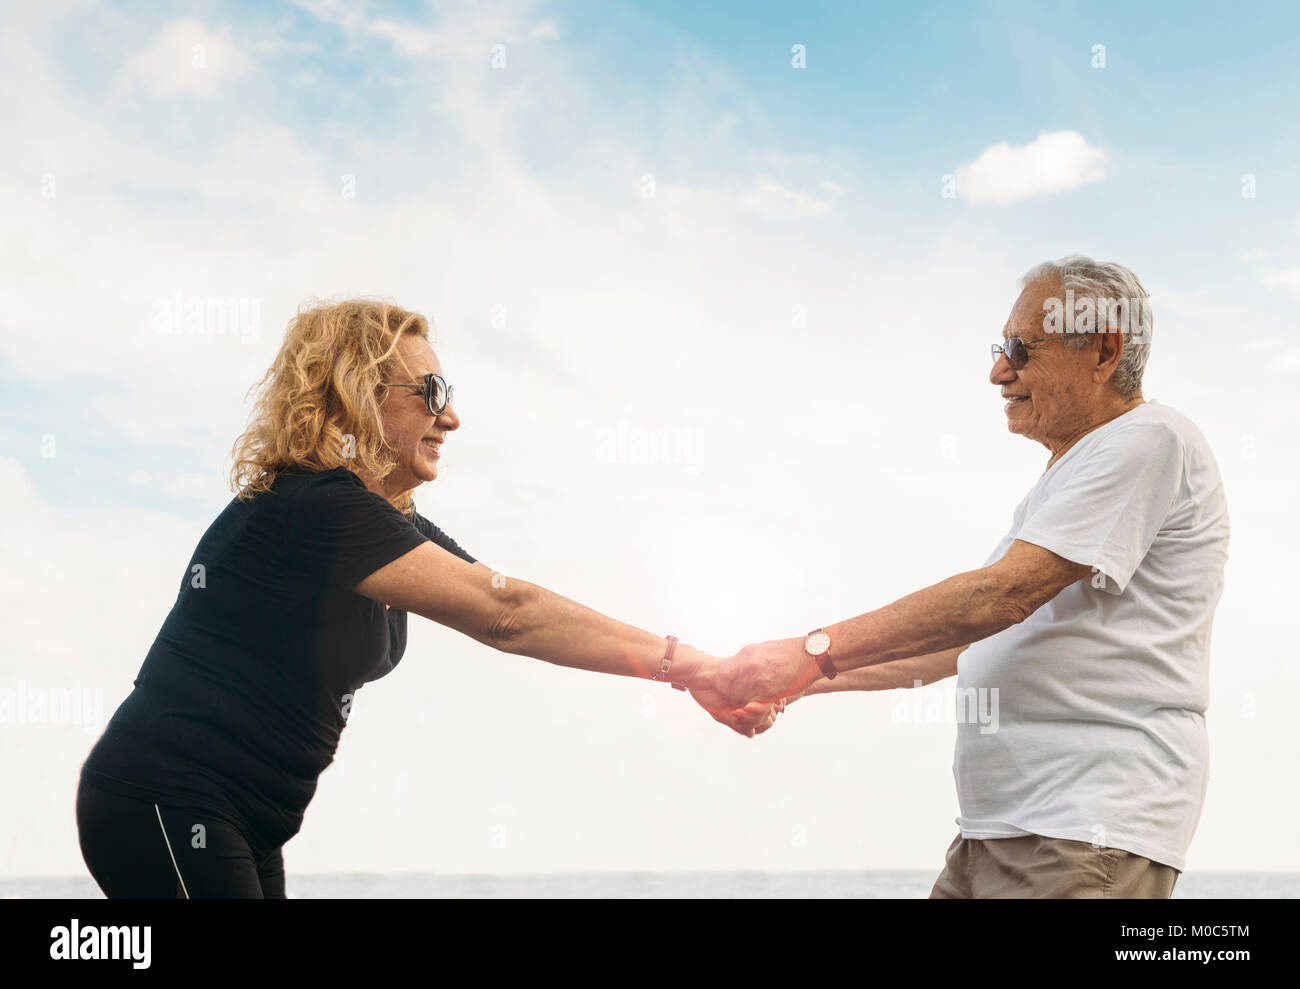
[1130,399,1191,432]
[1041,402,1208,498]
[1124,402,1221,469]
[1121,399,1207,436]
[1101,403,1227,514]
[1096,401,1212,460]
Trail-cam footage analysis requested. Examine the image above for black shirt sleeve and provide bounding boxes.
[412,511,477,565]
[283,469,431,592]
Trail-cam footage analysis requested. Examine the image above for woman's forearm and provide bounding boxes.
[491,578,713,689]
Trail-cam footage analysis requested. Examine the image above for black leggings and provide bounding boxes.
[76,775,286,898]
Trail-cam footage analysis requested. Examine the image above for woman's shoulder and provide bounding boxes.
[274,466,419,537]
[411,511,477,564]
[271,465,365,497]
[244,466,384,525]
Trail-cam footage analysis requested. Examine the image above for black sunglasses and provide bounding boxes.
[990,336,1058,370]
[385,373,453,416]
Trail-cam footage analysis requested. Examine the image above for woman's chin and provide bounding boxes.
[405,450,439,484]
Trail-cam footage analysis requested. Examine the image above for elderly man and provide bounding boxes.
[703,255,1230,898]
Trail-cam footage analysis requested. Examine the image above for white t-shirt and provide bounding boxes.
[953,399,1229,871]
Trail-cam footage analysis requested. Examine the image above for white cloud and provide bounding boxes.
[290,0,549,62]
[251,38,321,55]
[290,0,445,56]
[287,0,367,35]
[1260,265,1300,299]
[739,175,832,219]
[163,472,233,506]
[118,18,252,98]
[367,17,440,56]
[954,130,1107,205]
[530,18,561,41]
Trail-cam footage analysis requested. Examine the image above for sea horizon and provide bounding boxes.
[5,869,1296,899]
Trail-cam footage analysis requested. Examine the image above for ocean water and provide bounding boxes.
[4,870,1297,898]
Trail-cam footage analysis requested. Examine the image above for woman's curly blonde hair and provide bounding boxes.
[228,298,430,518]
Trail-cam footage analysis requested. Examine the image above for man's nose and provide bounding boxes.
[439,403,461,430]
[989,353,1016,386]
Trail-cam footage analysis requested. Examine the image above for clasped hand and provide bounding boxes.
[688,637,823,738]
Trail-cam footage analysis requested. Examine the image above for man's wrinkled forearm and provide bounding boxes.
[804,646,963,695]
[824,570,1019,674]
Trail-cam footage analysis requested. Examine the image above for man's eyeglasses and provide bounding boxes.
[384,373,453,416]
[990,336,1056,370]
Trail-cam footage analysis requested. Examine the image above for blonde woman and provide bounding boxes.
[76,300,772,898]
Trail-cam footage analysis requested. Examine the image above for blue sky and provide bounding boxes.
[3,0,1297,878]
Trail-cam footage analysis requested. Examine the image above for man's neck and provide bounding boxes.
[1043,393,1145,471]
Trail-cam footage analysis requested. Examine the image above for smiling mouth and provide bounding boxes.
[1004,395,1030,406]
[420,439,441,457]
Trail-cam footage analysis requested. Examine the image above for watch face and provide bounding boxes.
[805,631,831,657]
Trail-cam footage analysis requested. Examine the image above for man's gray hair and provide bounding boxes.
[1020,255,1152,397]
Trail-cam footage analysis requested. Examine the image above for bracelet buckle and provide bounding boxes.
[652,635,688,690]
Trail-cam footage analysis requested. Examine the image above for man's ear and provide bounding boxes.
[1095,325,1125,381]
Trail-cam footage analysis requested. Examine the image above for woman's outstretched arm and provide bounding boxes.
[352,541,770,732]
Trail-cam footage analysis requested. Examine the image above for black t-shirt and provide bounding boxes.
[80,466,475,854]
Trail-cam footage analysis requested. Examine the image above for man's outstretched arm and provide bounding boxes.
[798,645,965,697]
[710,646,964,730]
[718,540,1090,707]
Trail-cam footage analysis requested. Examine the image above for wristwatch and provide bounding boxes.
[804,628,836,680]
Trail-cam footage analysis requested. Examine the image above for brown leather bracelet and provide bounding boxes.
[652,634,687,690]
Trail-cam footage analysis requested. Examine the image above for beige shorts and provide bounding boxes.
[928,832,1179,899]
